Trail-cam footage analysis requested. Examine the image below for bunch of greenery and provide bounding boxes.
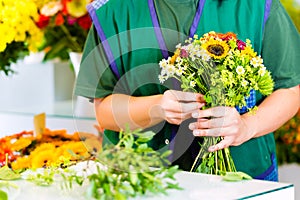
[24,128,182,200]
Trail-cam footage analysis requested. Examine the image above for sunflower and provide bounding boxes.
[201,38,229,60]
[31,150,57,169]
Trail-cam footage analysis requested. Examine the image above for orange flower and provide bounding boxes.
[55,12,65,26]
[216,32,237,41]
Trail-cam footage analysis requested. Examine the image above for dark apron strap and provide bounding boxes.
[263,0,272,31]
[87,3,121,79]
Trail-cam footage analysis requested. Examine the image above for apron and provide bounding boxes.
[87,0,278,181]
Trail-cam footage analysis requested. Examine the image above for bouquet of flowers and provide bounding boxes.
[159,32,274,176]
[0,0,44,75]
[36,0,92,61]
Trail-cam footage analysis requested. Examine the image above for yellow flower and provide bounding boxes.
[201,38,229,60]
[59,142,90,160]
[66,0,91,18]
[241,46,257,58]
[10,137,33,151]
[31,150,57,169]
[11,156,31,170]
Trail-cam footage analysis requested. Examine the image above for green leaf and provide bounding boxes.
[0,190,8,200]
[222,171,252,182]
[0,166,21,180]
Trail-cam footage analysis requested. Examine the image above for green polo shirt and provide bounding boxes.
[75,0,300,177]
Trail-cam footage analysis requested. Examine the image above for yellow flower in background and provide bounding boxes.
[59,141,90,160]
[66,0,91,18]
[31,150,57,169]
[11,156,31,170]
[0,0,43,53]
[10,137,33,151]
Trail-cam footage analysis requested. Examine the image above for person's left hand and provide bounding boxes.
[188,106,254,152]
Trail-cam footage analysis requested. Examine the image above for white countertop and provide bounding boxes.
[2,161,294,200]
[0,108,295,200]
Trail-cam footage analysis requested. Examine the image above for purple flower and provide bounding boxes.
[237,40,246,50]
[67,16,77,25]
[180,49,189,58]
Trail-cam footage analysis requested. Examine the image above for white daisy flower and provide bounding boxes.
[258,66,266,76]
[236,65,245,75]
[250,56,263,68]
[190,80,196,87]
[241,80,249,87]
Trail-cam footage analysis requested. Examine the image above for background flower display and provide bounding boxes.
[275,110,300,164]
[36,0,92,61]
[0,128,101,170]
[0,0,44,75]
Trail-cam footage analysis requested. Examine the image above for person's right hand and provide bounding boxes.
[159,90,205,125]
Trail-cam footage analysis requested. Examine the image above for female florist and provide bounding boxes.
[0,0,300,199]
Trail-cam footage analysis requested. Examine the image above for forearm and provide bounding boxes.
[242,85,300,138]
[94,94,164,132]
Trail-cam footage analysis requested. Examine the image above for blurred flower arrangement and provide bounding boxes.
[275,109,300,164]
[159,31,274,177]
[0,128,101,170]
[36,0,92,61]
[0,0,44,75]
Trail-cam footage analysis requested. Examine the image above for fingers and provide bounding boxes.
[165,90,205,103]
[191,126,238,137]
[192,106,232,118]
[189,116,239,131]
[208,137,234,152]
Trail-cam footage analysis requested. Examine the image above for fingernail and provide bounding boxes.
[193,130,200,136]
[192,112,199,118]
[189,124,195,130]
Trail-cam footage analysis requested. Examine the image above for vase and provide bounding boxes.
[69,51,83,77]
[69,52,95,118]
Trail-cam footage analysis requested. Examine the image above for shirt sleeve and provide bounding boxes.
[74,25,118,99]
[262,0,300,90]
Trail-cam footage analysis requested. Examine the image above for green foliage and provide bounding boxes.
[40,23,89,61]
[85,128,182,199]
[0,42,29,75]
[22,128,182,199]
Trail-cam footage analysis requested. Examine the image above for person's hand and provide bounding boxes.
[188,106,254,151]
[159,90,205,125]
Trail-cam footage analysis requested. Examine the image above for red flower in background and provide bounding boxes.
[78,15,92,30]
[36,14,50,29]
